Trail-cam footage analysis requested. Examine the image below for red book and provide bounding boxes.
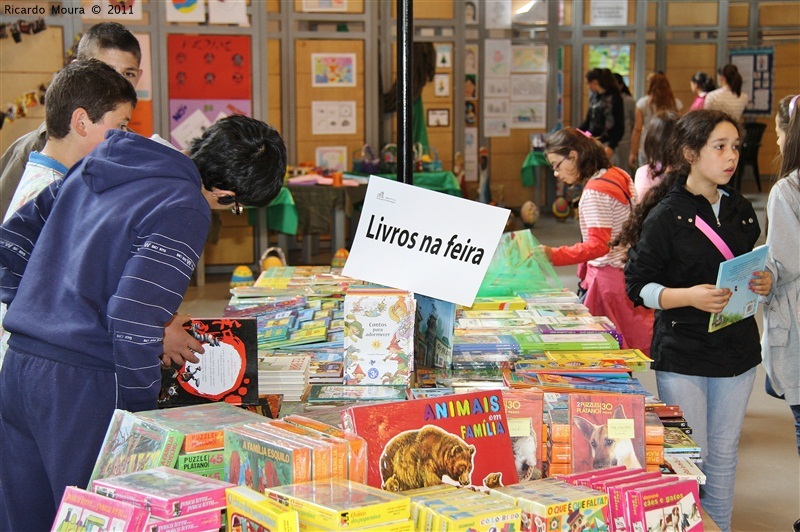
[501,389,544,482]
[341,389,518,491]
[569,393,646,474]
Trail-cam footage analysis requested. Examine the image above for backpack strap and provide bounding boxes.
[695,216,734,260]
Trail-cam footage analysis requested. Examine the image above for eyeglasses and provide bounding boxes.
[217,195,243,215]
[550,156,571,172]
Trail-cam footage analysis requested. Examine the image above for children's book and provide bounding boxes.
[341,389,519,491]
[414,294,456,369]
[51,486,149,532]
[709,244,768,332]
[159,318,258,407]
[304,384,408,403]
[88,410,184,490]
[136,401,266,453]
[92,466,233,519]
[224,424,312,490]
[226,485,299,532]
[264,479,411,530]
[502,389,545,482]
[545,349,653,372]
[663,427,701,455]
[174,449,225,475]
[569,393,646,474]
[343,288,415,386]
[146,509,222,532]
[661,455,707,485]
[626,478,703,532]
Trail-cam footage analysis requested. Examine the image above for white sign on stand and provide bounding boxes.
[342,177,510,306]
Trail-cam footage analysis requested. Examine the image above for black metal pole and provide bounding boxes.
[396,0,413,185]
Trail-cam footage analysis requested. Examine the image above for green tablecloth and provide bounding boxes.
[346,171,463,197]
[521,150,549,187]
[247,186,298,235]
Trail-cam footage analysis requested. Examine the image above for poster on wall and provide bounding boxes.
[208,0,249,26]
[730,47,774,116]
[464,127,478,183]
[511,45,547,73]
[590,0,627,26]
[435,74,451,97]
[588,44,630,77]
[167,34,252,100]
[485,39,511,79]
[312,53,356,87]
[485,78,510,98]
[510,102,546,129]
[465,43,479,74]
[485,0,512,29]
[511,74,546,101]
[316,146,348,172]
[169,100,251,150]
[436,44,452,69]
[167,34,252,149]
[165,0,207,23]
[302,0,347,12]
[312,101,357,135]
[484,117,511,137]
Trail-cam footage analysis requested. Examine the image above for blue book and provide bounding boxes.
[709,245,768,332]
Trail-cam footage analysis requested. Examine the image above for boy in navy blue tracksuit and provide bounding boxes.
[0,115,286,531]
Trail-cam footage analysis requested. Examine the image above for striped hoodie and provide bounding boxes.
[0,130,210,412]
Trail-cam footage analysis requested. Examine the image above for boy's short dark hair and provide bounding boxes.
[190,115,287,209]
[77,22,142,64]
[45,59,138,140]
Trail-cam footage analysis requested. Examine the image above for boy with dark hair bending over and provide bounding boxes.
[0,115,287,530]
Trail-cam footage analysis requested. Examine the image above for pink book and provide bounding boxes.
[51,486,149,532]
[588,468,650,490]
[602,473,663,532]
[92,466,234,520]
[612,477,677,532]
[146,508,222,532]
[558,465,627,485]
[575,467,646,488]
[626,478,703,532]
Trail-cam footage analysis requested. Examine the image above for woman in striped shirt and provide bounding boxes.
[540,128,655,354]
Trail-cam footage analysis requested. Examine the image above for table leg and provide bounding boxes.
[333,208,345,253]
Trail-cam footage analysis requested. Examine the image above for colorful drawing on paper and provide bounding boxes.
[302,0,347,12]
[167,34,252,100]
[510,102,546,129]
[312,100,356,135]
[166,0,206,23]
[169,99,251,150]
[316,146,348,172]
[511,44,547,73]
[312,53,356,87]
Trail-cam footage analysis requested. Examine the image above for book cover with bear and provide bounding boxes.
[341,389,518,491]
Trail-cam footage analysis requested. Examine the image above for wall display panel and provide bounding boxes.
[167,34,253,149]
[295,39,364,165]
[666,1,717,26]
[297,0,364,14]
[759,1,800,27]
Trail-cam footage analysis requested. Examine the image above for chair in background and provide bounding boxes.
[734,122,766,192]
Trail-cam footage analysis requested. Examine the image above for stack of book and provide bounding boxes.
[409,486,522,530]
[52,487,149,531]
[663,426,702,462]
[258,354,311,401]
[91,467,233,531]
[226,485,300,532]
[264,479,413,531]
[135,402,267,480]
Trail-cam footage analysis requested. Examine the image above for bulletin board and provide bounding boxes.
[167,33,253,149]
[730,47,774,116]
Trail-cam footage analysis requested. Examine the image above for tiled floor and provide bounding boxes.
[181,189,799,531]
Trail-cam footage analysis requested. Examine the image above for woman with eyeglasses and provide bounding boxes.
[540,128,655,354]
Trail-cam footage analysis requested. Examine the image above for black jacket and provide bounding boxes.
[579,91,625,150]
[625,177,761,377]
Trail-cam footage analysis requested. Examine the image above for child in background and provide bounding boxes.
[689,71,716,111]
[633,111,679,200]
[762,94,800,457]
[619,110,772,531]
[540,128,654,354]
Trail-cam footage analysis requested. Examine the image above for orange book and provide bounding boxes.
[645,444,664,466]
[645,412,665,445]
[267,420,348,481]
[246,422,332,481]
[283,415,367,484]
[547,409,570,443]
[545,462,572,476]
[549,442,571,463]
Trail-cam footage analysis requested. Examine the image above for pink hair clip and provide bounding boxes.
[790,94,799,119]
[576,129,592,138]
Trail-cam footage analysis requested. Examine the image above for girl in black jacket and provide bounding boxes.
[617,110,772,531]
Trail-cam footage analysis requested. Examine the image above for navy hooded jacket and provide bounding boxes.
[0,130,211,411]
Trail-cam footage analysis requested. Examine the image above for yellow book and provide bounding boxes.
[226,486,299,532]
[265,479,410,530]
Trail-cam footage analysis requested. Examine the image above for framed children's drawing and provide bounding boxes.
[427,109,450,127]
[312,53,356,87]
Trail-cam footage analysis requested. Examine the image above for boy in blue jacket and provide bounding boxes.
[0,115,286,531]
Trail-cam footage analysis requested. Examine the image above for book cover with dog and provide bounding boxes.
[569,393,646,474]
[341,389,519,491]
